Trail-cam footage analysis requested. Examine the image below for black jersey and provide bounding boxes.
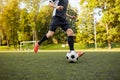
[49,0,68,18]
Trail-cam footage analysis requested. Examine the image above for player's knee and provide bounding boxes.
[46,33,53,38]
[46,31,54,38]
[67,29,74,36]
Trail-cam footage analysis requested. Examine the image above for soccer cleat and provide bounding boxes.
[77,51,85,57]
[34,43,39,53]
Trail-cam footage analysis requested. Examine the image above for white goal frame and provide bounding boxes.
[20,41,36,51]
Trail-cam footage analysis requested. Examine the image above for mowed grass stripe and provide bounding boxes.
[0,52,120,80]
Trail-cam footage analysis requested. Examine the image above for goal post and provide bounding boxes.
[20,41,36,51]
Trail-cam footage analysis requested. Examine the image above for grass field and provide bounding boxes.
[0,51,120,80]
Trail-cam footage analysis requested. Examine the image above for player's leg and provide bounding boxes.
[61,19,75,51]
[34,31,54,53]
[66,28,85,57]
[34,16,58,53]
[38,31,54,45]
[61,18,85,57]
[66,28,74,51]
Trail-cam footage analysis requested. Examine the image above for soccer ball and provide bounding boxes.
[66,51,79,63]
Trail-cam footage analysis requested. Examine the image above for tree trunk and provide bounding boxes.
[0,37,1,46]
[7,39,9,47]
[108,40,111,49]
[7,39,10,50]
[105,23,111,49]
[34,28,38,41]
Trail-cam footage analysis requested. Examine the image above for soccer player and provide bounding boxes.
[34,0,84,57]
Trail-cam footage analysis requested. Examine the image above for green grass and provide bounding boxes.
[1,43,120,51]
[0,52,120,80]
[0,46,15,51]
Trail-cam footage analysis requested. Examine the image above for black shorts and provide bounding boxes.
[49,16,71,32]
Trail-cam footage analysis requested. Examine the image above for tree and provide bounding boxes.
[76,4,94,48]
[21,0,48,41]
[99,0,120,49]
[36,5,53,44]
[18,8,32,42]
[1,0,20,48]
[80,0,120,49]
[0,0,9,46]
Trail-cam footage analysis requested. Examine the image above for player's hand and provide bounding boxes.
[56,6,64,10]
[70,16,76,19]
[66,14,77,19]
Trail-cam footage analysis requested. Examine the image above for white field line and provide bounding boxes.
[0,49,120,53]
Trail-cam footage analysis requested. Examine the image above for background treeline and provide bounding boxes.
[0,0,77,49]
[76,0,120,49]
[0,0,120,49]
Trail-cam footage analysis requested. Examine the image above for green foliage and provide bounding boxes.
[36,5,53,44]
[101,0,120,48]
[0,0,78,48]
[96,24,107,47]
[79,0,120,49]
[0,0,120,49]
[18,8,32,41]
[37,5,52,33]
[1,0,20,48]
[76,6,94,47]
[0,0,50,48]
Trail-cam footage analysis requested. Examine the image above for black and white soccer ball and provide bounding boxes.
[66,51,79,63]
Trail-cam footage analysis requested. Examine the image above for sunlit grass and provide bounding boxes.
[0,52,120,80]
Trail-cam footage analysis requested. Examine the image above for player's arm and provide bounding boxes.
[66,13,76,19]
[49,0,64,10]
